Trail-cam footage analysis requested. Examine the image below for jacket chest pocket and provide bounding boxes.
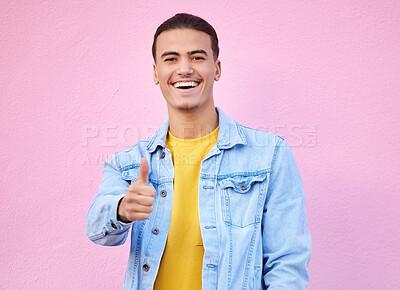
[218,172,268,228]
[122,167,140,184]
[121,168,156,190]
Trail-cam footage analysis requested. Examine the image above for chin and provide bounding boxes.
[175,103,199,112]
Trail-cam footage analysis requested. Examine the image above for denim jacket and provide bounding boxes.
[86,108,311,289]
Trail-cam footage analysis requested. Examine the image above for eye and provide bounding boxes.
[164,58,176,62]
[193,56,205,60]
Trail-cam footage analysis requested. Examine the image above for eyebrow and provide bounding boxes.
[160,50,208,58]
[189,50,208,56]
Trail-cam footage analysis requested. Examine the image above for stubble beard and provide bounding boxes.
[176,102,198,112]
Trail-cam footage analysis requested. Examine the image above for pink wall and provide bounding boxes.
[1,1,399,289]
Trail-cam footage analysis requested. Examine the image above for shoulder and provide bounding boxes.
[238,123,285,148]
[110,138,152,172]
[233,122,293,170]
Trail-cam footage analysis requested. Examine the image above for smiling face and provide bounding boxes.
[153,29,221,114]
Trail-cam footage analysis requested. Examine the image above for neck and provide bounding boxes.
[167,105,218,139]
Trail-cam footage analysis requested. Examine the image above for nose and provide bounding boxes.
[177,59,193,76]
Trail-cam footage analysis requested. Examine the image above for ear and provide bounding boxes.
[214,60,221,81]
[153,63,159,85]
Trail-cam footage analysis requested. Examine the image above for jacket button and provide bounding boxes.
[160,189,167,197]
[159,151,165,159]
[143,264,149,272]
[240,183,247,191]
[111,223,118,229]
[152,227,159,235]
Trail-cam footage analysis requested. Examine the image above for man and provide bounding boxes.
[86,13,311,289]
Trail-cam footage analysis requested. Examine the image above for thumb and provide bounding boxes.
[136,158,149,184]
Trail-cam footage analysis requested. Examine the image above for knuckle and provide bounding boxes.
[129,183,140,192]
[131,214,140,220]
[126,196,138,204]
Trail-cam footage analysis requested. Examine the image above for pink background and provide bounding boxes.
[1,1,399,289]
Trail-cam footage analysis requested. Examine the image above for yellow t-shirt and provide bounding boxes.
[154,126,219,290]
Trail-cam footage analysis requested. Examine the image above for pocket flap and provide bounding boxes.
[121,167,140,181]
[218,172,267,193]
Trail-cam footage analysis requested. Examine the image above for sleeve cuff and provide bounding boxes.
[108,194,133,232]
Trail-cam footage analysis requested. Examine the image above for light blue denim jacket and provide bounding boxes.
[86,108,311,289]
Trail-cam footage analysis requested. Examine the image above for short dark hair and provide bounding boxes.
[152,13,219,61]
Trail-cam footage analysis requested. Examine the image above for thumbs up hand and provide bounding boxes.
[117,158,156,222]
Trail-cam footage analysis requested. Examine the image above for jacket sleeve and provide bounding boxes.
[262,139,312,289]
[86,154,133,246]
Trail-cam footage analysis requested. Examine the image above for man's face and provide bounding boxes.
[153,29,221,113]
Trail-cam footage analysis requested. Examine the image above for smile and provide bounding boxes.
[173,81,200,89]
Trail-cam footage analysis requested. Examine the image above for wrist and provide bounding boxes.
[117,197,131,223]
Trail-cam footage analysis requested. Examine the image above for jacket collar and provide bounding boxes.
[146,107,247,153]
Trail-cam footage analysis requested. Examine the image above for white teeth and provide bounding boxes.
[173,81,199,88]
